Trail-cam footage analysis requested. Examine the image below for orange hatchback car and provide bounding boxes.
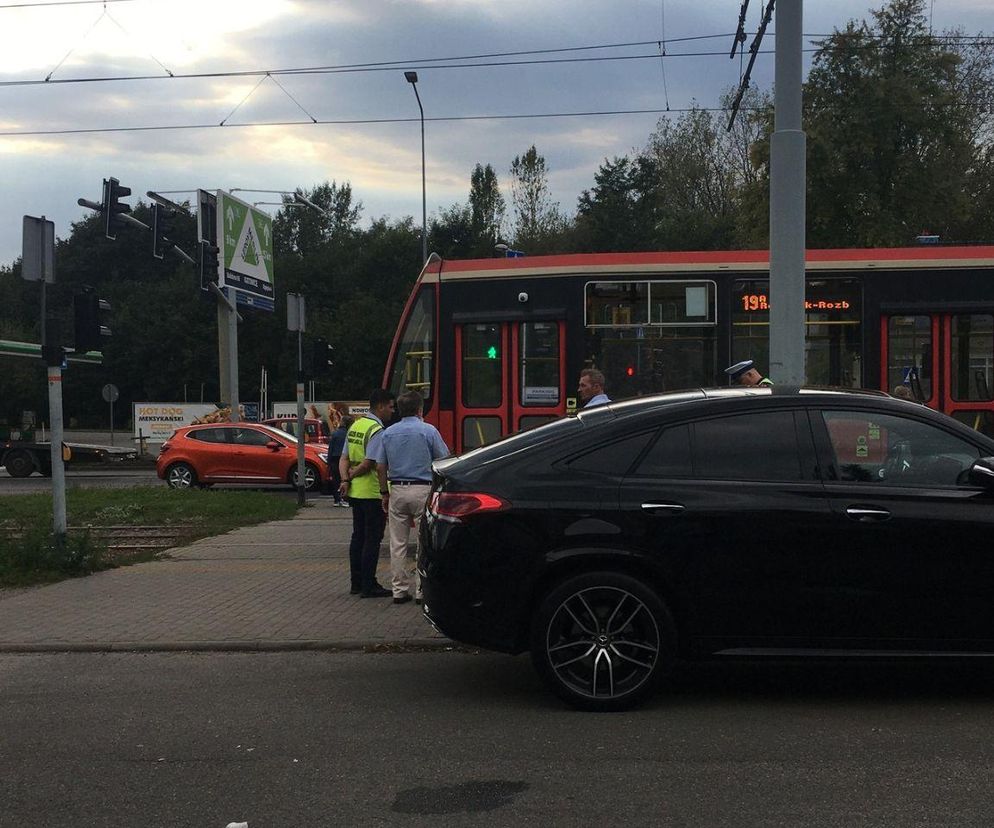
[156,423,331,491]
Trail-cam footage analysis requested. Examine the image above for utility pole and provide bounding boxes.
[768,0,806,386]
[287,293,307,506]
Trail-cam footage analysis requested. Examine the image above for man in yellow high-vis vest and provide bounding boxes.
[338,389,396,597]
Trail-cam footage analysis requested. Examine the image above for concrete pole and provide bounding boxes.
[47,365,67,543]
[296,329,306,506]
[227,297,240,422]
[217,302,230,407]
[768,0,806,386]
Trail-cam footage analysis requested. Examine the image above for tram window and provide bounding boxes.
[950,315,993,402]
[951,411,994,440]
[462,324,503,408]
[520,322,560,406]
[887,316,933,401]
[586,282,649,326]
[387,285,435,413]
[462,417,502,450]
[732,278,862,387]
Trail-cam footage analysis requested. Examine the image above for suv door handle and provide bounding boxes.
[641,502,685,514]
[845,506,891,522]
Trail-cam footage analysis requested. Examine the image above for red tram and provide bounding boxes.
[383,247,994,454]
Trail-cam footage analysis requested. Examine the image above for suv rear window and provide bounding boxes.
[693,411,802,481]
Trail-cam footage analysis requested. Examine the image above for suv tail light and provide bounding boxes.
[428,491,509,523]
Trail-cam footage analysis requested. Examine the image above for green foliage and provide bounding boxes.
[0,526,102,585]
[0,486,297,586]
[509,145,570,251]
[468,163,506,255]
[748,0,993,246]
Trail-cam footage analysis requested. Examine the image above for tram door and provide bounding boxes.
[454,320,566,453]
[883,313,994,437]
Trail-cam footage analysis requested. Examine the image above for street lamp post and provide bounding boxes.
[405,71,427,265]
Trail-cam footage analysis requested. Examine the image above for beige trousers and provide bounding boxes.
[387,484,430,598]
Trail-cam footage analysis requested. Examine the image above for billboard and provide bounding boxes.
[216,190,274,310]
[133,403,221,442]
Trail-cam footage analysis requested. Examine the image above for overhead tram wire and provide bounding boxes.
[730,0,751,59]
[0,106,764,138]
[0,34,741,88]
[726,0,775,131]
[0,0,135,7]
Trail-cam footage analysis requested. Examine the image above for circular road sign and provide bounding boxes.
[101,383,119,403]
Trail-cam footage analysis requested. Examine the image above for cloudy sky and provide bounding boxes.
[0,0,989,266]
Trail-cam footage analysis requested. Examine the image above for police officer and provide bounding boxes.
[338,389,396,597]
[725,360,774,387]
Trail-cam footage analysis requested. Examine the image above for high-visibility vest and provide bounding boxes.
[346,416,382,499]
[759,377,775,386]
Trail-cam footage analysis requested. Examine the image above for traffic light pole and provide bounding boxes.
[209,283,241,423]
[296,328,306,506]
[46,363,67,546]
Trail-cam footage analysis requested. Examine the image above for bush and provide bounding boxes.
[0,527,104,585]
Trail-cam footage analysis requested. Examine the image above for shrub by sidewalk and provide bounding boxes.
[0,487,298,587]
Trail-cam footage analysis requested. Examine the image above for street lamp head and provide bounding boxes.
[404,71,419,84]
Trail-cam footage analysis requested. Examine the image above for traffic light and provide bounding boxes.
[74,288,111,353]
[152,203,177,260]
[199,240,220,291]
[102,177,132,241]
[312,337,334,376]
[625,365,636,377]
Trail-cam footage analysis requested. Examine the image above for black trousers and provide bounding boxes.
[349,497,385,592]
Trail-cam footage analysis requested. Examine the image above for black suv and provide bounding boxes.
[419,388,994,711]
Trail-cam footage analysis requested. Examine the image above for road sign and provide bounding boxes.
[102,383,119,403]
[286,293,306,332]
[22,216,55,283]
[216,190,274,310]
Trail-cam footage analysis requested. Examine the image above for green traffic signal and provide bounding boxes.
[487,345,498,359]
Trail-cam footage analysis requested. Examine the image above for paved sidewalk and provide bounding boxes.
[0,503,448,653]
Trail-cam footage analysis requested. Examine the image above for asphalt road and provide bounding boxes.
[0,467,160,493]
[4,651,994,827]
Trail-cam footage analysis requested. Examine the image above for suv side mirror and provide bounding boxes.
[967,457,994,488]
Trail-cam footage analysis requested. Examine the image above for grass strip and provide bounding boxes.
[0,487,299,586]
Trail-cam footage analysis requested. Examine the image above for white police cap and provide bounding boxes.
[725,360,754,379]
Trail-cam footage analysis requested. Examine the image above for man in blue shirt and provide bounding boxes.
[578,368,611,408]
[368,390,449,604]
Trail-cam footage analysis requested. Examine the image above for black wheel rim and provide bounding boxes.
[545,585,660,701]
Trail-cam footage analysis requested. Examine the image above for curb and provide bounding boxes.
[0,637,457,654]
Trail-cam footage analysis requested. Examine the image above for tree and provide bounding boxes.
[428,203,474,259]
[508,145,569,252]
[745,0,994,247]
[273,181,362,257]
[575,156,639,252]
[468,163,506,256]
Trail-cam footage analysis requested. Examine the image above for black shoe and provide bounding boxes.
[350,587,361,595]
[393,594,412,605]
[361,586,391,598]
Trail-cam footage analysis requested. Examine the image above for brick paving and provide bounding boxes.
[0,504,447,652]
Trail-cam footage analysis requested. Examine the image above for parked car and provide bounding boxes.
[419,387,994,711]
[156,423,330,491]
[262,416,330,444]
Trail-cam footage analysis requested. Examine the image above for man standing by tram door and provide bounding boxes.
[725,360,774,387]
[339,389,396,597]
[578,368,611,408]
[370,391,449,605]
